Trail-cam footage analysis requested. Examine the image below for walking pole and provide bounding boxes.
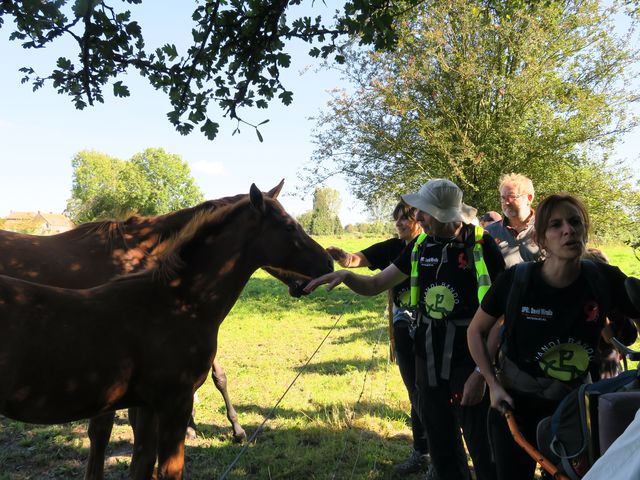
[502,402,571,480]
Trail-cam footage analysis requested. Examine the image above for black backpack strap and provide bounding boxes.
[501,262,535,356]
[580,259,611,314]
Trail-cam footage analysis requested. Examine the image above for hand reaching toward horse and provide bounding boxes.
[304,270,350,293]
[327,246,350,267]
[326,247,369,268]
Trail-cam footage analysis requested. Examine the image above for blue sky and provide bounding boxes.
[0,1,366,224]
[0,2,638,225]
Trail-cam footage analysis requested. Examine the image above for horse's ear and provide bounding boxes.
[249,184,265,212]
[267,179,285,199]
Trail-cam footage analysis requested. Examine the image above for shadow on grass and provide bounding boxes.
[295,356,388,375]
[203,399,409,426]
[1,413,417,480]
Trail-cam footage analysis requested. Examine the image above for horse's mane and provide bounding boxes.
[67,194,250,249]
[152,197,253,280]
[68,218,131,244]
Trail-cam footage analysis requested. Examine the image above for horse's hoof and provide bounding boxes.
[186,426,197,440]
[232,429,247,443]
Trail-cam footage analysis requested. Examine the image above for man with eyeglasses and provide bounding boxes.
[485,173,541,268]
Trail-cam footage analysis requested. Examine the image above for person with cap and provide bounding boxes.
[305,179,505,480]
[326,201,431,475]
[485,173,541,268]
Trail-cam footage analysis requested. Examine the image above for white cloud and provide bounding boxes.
[191,160,226,176]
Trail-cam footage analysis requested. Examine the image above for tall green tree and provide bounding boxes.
[298,187,343,234]
[66,148,204,223]
[0,0,426,139]
[307,0,640,240]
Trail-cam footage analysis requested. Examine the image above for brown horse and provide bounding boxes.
[0,190,250,441]
[0,183,333,480]
[0,182,308,478]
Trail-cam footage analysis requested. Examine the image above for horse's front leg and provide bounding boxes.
[156,395,193,480]
[129,407,159,480]
[84,412,115,480]
[211,357,246,442]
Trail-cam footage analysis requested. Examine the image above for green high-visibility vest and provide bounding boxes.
[410,225,491,308]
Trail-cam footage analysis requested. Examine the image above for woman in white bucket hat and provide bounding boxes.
[306,179,505,480]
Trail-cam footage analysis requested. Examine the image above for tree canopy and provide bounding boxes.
[307,0,640,241]
[66,147,204,222]
[0,0,425,140]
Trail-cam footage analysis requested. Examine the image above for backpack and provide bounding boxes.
[536,369,640,479]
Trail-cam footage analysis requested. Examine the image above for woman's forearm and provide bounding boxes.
[467,309,500,386]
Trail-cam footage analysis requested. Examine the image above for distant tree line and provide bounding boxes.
[66,148,204,223]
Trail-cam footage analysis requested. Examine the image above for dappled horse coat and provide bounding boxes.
[0,190,261,479]
[0,183,333,479]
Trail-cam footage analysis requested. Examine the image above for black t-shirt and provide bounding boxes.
[394,224,506,320]
[481,262,639,381]
[393,224,506,367]
[361,237,413,319]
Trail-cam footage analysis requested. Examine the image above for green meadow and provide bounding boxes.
[0,237,638,479]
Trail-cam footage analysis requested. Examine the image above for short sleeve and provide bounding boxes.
[480,265,515,318]
[361,238,404,272]
[392,237,416,276]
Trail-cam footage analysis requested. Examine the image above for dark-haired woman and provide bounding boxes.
[467,193,640,479]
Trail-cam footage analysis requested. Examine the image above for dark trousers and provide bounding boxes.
[488,392,558,480]
[414,327,496,480]
[394,321,429,454]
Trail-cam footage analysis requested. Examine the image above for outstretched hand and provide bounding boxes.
[303,270,349,293]
[326,246,350,267]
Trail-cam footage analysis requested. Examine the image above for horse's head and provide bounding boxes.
[247,181,333,295]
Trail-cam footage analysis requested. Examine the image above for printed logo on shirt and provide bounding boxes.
[536,340,592,381]
[521,305,553,322]
[396,287,411,309]
[423,283,459,319]
[419,256,440,267]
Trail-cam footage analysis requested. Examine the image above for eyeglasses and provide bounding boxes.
[499,193,526,202]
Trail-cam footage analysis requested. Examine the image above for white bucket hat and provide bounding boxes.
[401,179,477,223]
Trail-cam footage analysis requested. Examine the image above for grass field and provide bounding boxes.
[0,237,638,479]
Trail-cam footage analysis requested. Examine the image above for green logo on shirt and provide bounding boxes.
[538,343,590,381]
[397,288,411,308]
[424,285,456,319]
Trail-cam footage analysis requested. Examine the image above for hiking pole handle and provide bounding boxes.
[502,403,571,480]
